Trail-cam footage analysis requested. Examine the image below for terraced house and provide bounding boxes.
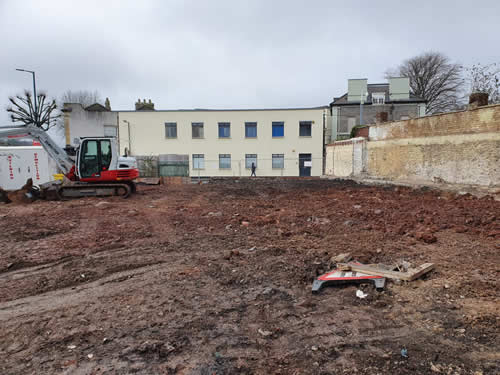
[328,77,426,141]
[64,100,328,177]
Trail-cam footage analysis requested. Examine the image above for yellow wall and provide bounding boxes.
[118,108,327,177]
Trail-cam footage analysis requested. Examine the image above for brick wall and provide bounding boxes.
[369,104,500,141]
[366,104,500,187]
[325,104,500,188]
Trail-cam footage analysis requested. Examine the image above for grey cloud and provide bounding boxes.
[1,0,499,125]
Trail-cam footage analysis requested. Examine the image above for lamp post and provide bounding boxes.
[16,69,37,124]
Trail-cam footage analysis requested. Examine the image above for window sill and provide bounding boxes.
[193,168,205,170]
[165,137,178,139]
[219,168,232,170]
[192,137,205,139]
[299,136,312,138]
[272,136,284,138]
[272,167,285,169]
[245,137,258,139]
[218,137,231,139]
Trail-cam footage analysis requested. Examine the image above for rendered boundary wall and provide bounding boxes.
[325,138,366,177]
[325,104,500,188]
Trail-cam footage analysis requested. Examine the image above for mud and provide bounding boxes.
[0,179,498,374]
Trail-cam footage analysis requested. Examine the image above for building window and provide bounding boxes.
[272,121,284,137]
[104,125,117,137]
[218,122,230,138]
[400,115,410,120]
[299,121,312,137]
[192,122,204,138]
[219,154,231,169]
[245,154,257,169]
[245,122,257,138]
[272,154,284,169]
[192,154,204,169]
[372,93,385,105]
[165,122,177,138]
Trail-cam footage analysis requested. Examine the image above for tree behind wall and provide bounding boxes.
[387,52,463,114]
[465,63,500,104]
[60,90,102,108]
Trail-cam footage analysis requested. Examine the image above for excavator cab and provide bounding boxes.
[76,137,138,183]
[78,139,112,178]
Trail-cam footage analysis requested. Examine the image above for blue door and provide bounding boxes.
[299,153,311,177]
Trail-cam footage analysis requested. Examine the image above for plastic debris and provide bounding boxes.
[356,289,368,299]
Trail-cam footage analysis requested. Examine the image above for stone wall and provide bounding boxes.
[325,104,500,189]
[366,104,500,187]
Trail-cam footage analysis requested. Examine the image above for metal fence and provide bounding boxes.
[135,155,324,178]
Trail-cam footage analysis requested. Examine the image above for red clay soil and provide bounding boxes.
[0,179,498,374]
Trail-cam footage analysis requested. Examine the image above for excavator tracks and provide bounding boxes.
[56,183,132,200]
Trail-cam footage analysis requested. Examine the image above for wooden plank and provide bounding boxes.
[406,263,435,281]
[337,262,434,281]
[330,253,352,264]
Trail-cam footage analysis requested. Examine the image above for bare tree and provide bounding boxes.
[60,90,102,108]
[387,52,463,114]
[53,90,103,130]
[464,63,500,104]
[6,91,60,131]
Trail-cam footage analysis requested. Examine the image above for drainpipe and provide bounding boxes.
[322,109,326,175]
[122,119,131,156]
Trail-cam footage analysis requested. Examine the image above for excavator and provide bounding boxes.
[0,123,139,199]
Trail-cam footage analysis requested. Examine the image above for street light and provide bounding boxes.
[16,68,37,124]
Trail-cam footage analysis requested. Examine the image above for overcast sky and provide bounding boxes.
[1,0,499,125]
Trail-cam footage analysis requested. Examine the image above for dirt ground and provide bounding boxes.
[0,179,498,375]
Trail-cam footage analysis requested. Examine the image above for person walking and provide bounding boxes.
[251,162,256,177]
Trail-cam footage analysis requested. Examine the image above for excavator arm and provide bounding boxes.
[0,124,74,174]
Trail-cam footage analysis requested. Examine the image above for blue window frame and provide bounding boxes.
[272,122,284,137]
[218,122,230,138]
[245,122,257,138]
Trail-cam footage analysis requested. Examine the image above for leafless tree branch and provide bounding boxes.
[6,91,60,130]
[387,52,464,114]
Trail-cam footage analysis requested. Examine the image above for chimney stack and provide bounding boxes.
[469,93,488,109]
[135,98,155,111]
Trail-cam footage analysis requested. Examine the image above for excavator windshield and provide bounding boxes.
[79,139,112,178]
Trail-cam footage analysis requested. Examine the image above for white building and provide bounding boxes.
[63,102,118,147]
[65,100,329,177]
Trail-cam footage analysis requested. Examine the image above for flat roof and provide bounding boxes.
[118,106,329,113]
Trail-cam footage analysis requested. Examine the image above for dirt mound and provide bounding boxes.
[0,187,11,203]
